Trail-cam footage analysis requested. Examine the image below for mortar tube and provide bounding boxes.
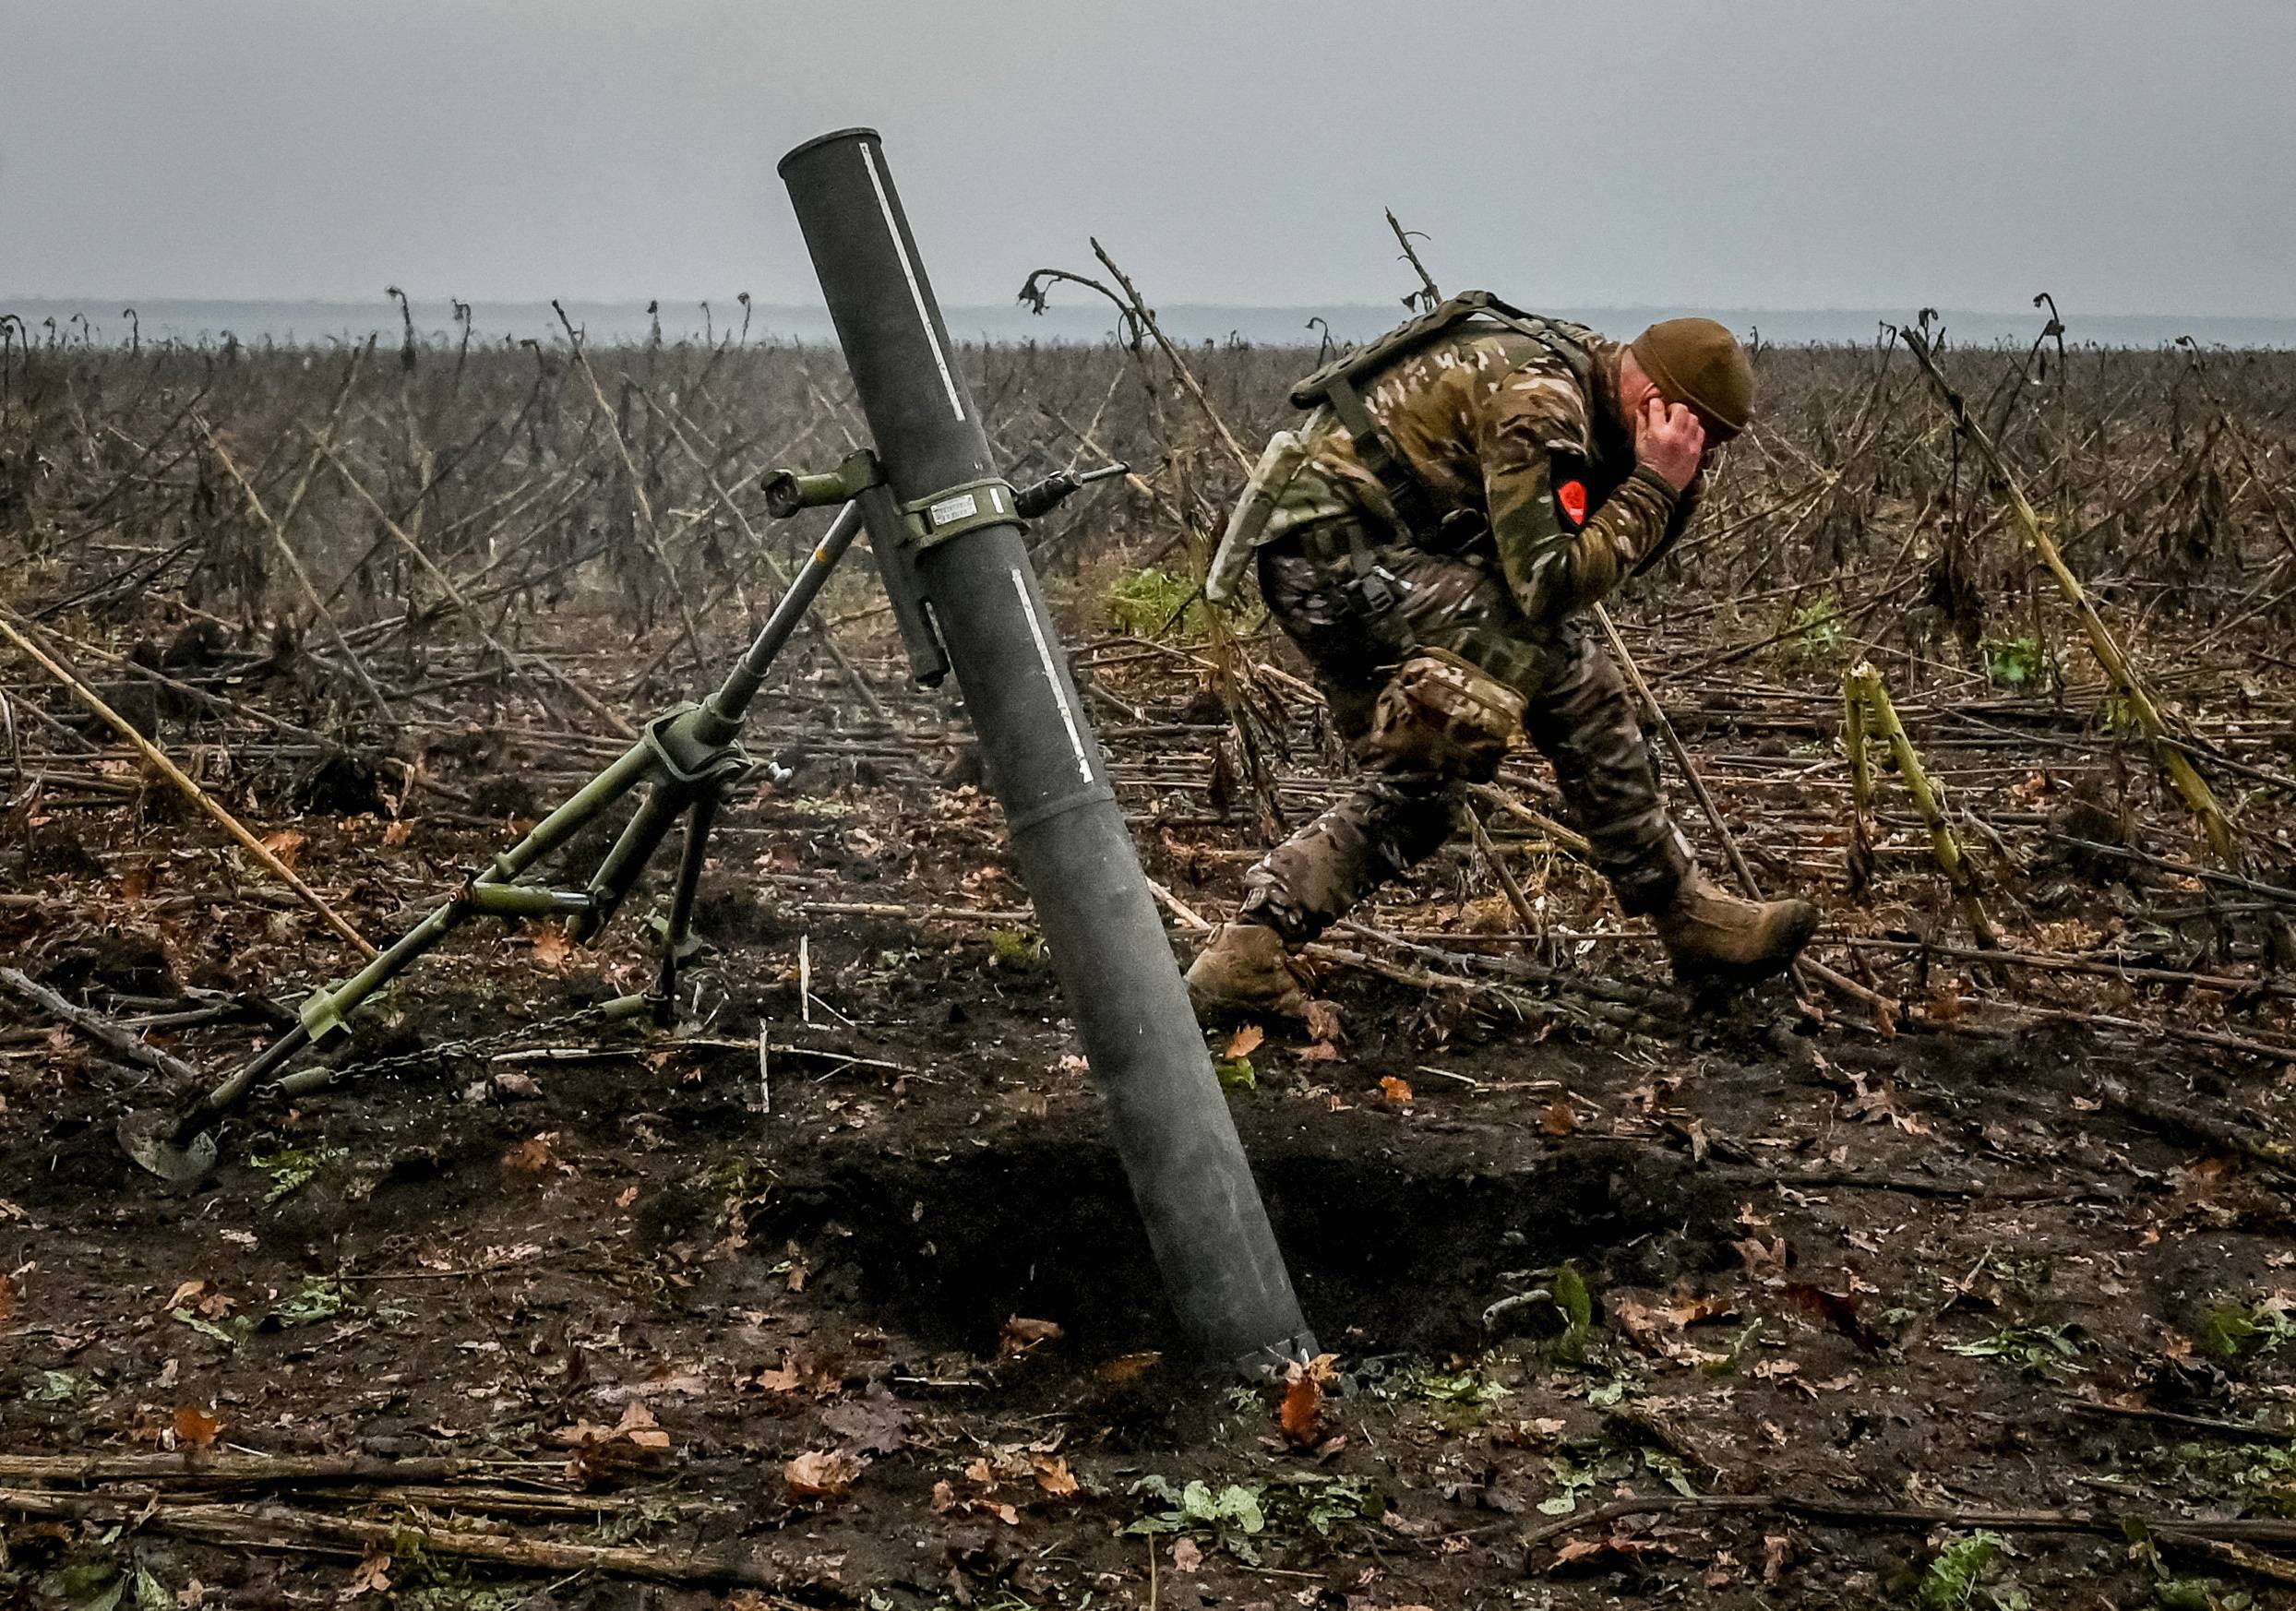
[777,128,1316,1374]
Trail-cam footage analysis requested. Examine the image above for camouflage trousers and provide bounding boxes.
[1238,534,1693,944]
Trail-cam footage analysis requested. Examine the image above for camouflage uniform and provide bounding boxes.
[1236,322,1704,944]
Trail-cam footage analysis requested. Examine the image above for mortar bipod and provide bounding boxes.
[117,461,1124,1183]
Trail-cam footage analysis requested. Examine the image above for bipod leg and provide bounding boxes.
[635,785,723,1027]
[120,744,660,1182]
[119,897,476,1181]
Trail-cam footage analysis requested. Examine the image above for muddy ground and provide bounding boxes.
[6,588,2296,1611]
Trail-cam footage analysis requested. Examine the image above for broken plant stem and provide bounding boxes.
[200,425,396,719]
[1898,323,2236,862]
[1845,660,2000,948]
[1592,603,1883,1017]
[1088,237,1254,472]
[0,610,376,959]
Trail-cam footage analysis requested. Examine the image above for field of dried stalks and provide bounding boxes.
[6,317,2296,1609]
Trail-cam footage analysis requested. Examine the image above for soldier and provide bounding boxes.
[1187,294,1817,1018]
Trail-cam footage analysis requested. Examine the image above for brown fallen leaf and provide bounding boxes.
[1031,1453,1079,1498]
[999,1316,1063,1356]
[257,829,306,869]
[1664,1294,1738,1329]
[1378,1075,1414,1106]
[1223,1023,1264,1059]
[1170,1536,1203,1574]
[1610,1296,1667,1349]
[1785,1282,1890,1354]
[1732,1235,1788,1278]
[821,1387,908,1455]
[343,1549,392,1599]
[785,1448,865,1498]
[530,927,574,970]
[381,819,414,848]
[1539,1098,1579,1137]
[1279,1352,1338,1448]
[173,1405,222,1448]
[1303,998,1344,1045]
[751,1362,804,1394]
[614,1401,671,1450]
[1094,1351,1162,1385]
[503,1132,563,1175]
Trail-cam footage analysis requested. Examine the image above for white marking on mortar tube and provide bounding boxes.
[861,140,965,423]
[1012,567,1094,782]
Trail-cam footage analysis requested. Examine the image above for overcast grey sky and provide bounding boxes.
[5,0,2290,316]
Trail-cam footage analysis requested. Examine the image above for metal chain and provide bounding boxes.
[257,999,623,1097]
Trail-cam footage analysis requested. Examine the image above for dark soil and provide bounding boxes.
[6,607,2296,1611]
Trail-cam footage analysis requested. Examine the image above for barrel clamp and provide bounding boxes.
[761,451,1018,553]
[902,477,1018,550]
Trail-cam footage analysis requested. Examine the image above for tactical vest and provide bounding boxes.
[1287,291,1602,548]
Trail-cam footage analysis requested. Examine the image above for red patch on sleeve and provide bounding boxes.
[1558,480,1589,526]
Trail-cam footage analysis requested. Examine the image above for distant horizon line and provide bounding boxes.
[7,293,2291,323]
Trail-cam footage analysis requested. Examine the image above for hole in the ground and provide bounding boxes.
[749,1128,1732,1359]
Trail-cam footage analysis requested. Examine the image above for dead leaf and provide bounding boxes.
[258,829,305,869]
[614,1400,671,1450]
[784,1448,864,1498]
[1732,1235,1788,1278]
[381,819,414,848]
[1094,1351,1162,1384]
[1844,1075,1931,1135]
[1786,1282,1889,1354]
[1610,1296,1667,1348]
[343,1548,392,1599]
[0,1273,16,1322]
[1170,1536,1203,1574]
[173,1405,222,1448]
[530,927,574,970]
[1223,1023,1264,1059]
[821,1388,908,1455]
[1031,1453,1079,1498]
[1539,1098,1579,1136]
[1303,998,1344,1045]
[1279,1353,1337,1448]
[502,1132,562,1175]
[1665,1295,1737,1329]
[999,1316,1063,1356]
[1378,1075,1414,1106]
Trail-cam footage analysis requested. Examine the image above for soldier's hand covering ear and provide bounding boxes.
[1634,398,1706,493]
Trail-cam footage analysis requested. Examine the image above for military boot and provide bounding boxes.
[1652,871,1817,984]
[1185,921,1309,1020]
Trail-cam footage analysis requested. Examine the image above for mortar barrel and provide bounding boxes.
[777,127,1316,1373]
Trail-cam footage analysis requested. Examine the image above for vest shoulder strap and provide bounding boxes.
[1288,291,1599,409]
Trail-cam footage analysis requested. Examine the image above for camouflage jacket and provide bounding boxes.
[1271,323,1705,626]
